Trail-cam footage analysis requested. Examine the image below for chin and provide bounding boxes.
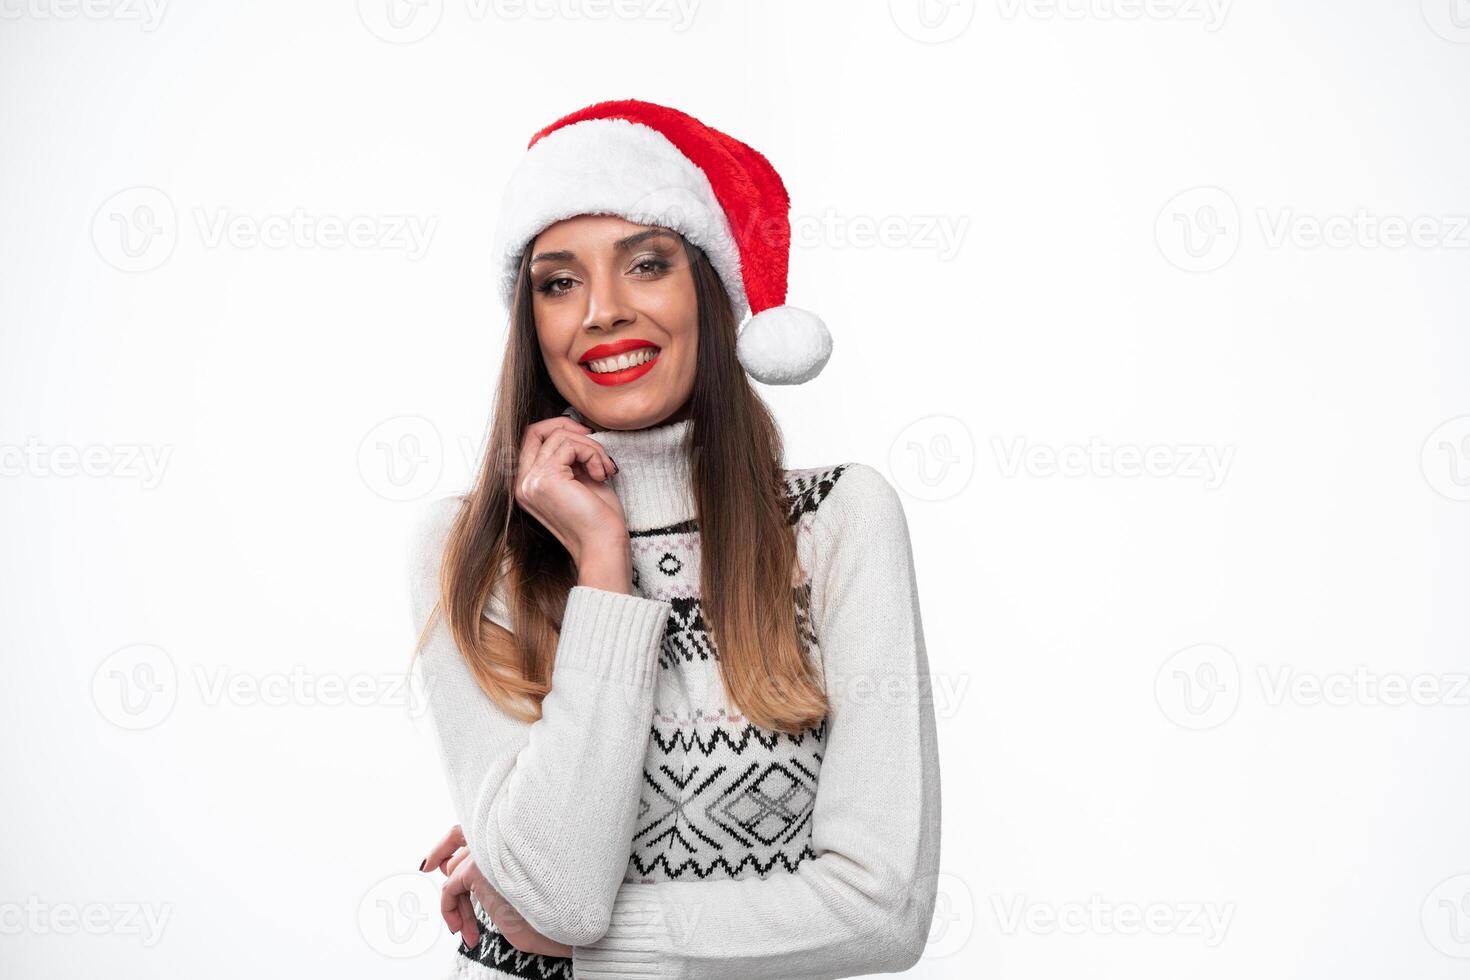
[578,397,677,431]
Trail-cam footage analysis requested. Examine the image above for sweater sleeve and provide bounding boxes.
[570,463,943,980]
[408,495,674,947]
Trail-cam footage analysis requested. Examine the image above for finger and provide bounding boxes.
[440,875,464,936]
[535,428,616,483]
[517,425,604,512]
[444,846,470,876]
[528,414,590,437]
[519,417,591,491]
[421,824,466,874]
[459,892,480,950]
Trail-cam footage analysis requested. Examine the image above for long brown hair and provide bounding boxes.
[413,234,828,736]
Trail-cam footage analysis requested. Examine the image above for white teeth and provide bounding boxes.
[585,347,658,373]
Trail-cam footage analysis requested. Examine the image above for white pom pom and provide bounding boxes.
[735,305,833,385]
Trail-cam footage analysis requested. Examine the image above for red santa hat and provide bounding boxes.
[490,99,833,386]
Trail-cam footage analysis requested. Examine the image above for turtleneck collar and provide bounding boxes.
[561,404,696,531]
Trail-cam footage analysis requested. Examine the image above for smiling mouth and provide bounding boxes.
[581,345,661,374]
[579,345,661,386]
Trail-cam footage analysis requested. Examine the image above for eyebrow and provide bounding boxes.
[529,228,678,266]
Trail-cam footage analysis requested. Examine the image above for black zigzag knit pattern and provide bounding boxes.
[785,462,851,525]
[456,921,573,978]
[457,461,852,972]
[624,462,850,885]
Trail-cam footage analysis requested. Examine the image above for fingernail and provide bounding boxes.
[418,859,426,872]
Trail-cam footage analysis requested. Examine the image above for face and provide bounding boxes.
[528,213,698,431]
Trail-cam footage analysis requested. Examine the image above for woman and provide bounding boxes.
[408,99,941,979]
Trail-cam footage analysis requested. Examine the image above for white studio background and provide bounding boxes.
[2,2,1469,978]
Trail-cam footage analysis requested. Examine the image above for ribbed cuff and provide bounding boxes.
[553,586,670,692]
[570,889,673,979]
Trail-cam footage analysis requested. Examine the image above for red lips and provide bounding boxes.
[578,338,659,363]
[579,338,662,387]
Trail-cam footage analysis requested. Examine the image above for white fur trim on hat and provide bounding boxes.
[490,117,750,319]
[736,305,832,385]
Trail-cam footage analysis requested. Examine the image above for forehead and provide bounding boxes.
[532,213,675,252]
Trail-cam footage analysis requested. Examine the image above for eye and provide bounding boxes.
[536,275,577,297]
[630,256,671,277]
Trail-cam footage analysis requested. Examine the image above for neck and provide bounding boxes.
[561,404,696,531]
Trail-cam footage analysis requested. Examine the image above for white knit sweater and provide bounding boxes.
[407,414,942,980]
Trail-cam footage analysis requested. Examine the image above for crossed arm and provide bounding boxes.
[410,463,942,978]
[409,495,672,947]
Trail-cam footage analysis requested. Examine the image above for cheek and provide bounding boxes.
[647,275,698,339]
[652,298,697,363]
[533,308,580,369]
[671,316,698,385]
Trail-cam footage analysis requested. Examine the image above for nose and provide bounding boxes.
[582,265,636,333]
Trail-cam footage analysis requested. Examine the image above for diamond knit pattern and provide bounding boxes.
[622,462,849,884]
[454,461,850,977]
